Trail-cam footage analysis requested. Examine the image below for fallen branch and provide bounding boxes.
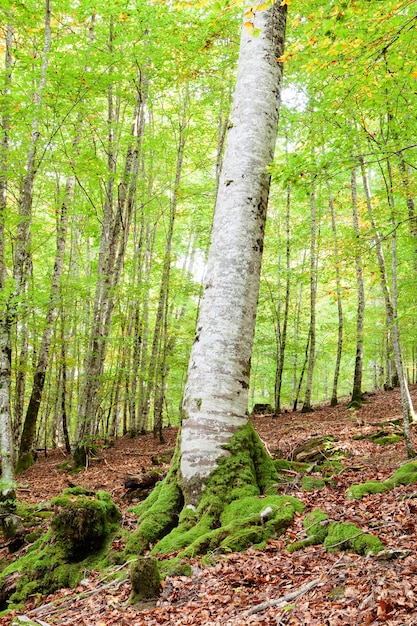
[244,577,322,616]
[225,576,322,623]
[27,560,136,620]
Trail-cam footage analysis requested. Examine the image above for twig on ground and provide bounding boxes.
[224,576,322,623]
[26,560,136,619]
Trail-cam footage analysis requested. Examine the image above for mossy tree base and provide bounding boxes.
[125,423,304,568]
[15,452,36,475]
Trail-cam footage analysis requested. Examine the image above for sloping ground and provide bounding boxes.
[2,387,417,625]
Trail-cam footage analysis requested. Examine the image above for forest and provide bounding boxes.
[1,0,416,457]
[1,0,417,624]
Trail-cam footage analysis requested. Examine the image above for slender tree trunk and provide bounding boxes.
[397,150,417,241]
[181,3,287,506]
[76,70,146,450]
[0,22,15,501]
[293,331,310,412]
[60,307,71,454]
[1,0,50,494]
[291,254,306,410]
[146,121,186,440]
[360,155,415,457]
[137,220,155,433]
[302,190,317,413]
[17,176,69,471]
[274,183,291,414]
[326,180,343,406]
[349,166,366,407]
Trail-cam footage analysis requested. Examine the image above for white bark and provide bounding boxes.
[181,3,287,505]
[0,23,14,497]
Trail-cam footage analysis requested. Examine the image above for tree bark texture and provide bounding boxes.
[181,3,287,506]
[0,22,15,497]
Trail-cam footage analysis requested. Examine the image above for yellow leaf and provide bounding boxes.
[412,71,417,79]
[280,0,290,5]
[244,21,254,35]
[244,9,254,18]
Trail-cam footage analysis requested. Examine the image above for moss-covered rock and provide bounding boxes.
[304,509,330,542]
[50,487,121,560]
[324,521,383,555]
[347,461,417,499]
[0,488,121,612]
[369,430,403,446]
[126,423,304,561]
[347,480,391,499]
[287,510,383,556]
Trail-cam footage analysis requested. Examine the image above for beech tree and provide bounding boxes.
[126,1,290,557]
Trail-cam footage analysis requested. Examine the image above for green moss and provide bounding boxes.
[391,461,417,485]
[130,557,160,603]
[301,476,326,491]
[0,489,122,611]
[317,459,344,477]
[372,435,401,445]
[126,423,304,560]
[125,443,183,556]
[369,430,402,446]
[50,488,121,559]
[328,586,345,600]
[286,509,329,553]
[273,459,312,473]
[15,452,35,475]
[287,510,383,556]
[324,521,383,555]
[347,400,362,410]
[158,558,192,578]
[347,480,391,499]
[304,509,329,541]
[347,462,417,499]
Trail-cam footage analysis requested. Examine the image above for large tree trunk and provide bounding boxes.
[180,4,287,507]
[126,4,292,562]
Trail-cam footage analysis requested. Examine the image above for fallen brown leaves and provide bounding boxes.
[2,388,417,625]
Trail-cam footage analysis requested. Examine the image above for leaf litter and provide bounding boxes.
[1,387,417,625]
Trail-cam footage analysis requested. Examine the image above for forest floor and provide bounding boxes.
[2,387,417,625]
